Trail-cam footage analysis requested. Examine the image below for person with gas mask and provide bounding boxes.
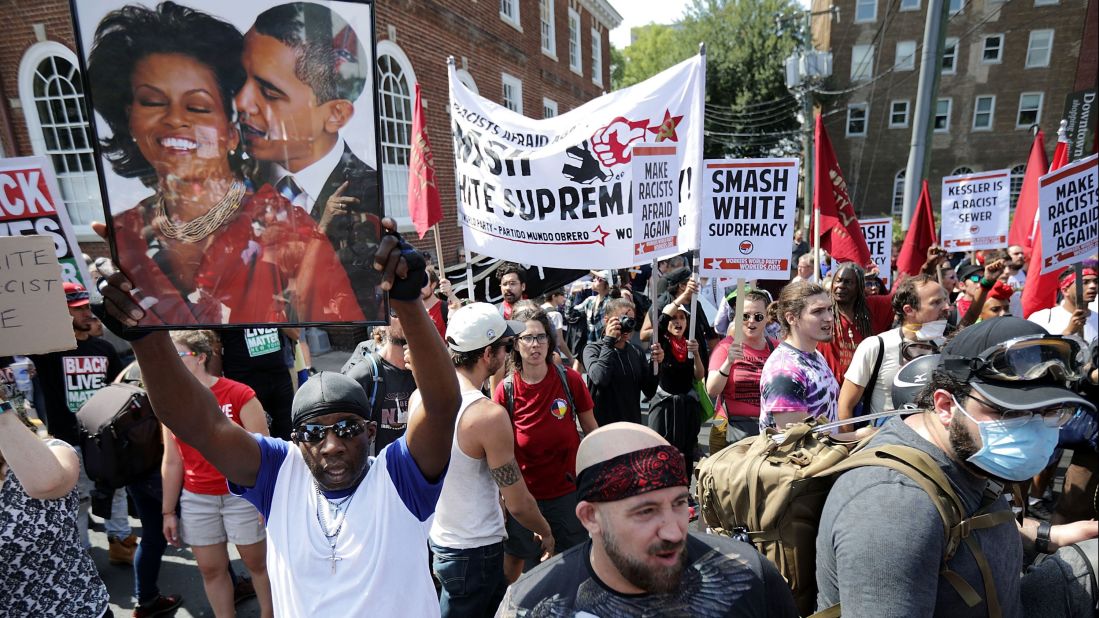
[816,317,1099,617]
[837,274,951,426]
[582,298,663,426]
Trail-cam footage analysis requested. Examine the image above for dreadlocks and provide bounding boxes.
[831,262,872,337]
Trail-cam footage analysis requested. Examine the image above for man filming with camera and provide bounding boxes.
[583,298,664,426]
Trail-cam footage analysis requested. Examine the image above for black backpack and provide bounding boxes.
[76,383,163,490]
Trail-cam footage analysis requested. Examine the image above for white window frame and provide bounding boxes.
[892,170,906,216]
[502,72,524,114]
[1016,92,1044,129]
[934,98,952,133]
[851,44,875,82]
[568,8,583,75]
[591,27,603,86]
[1034,0,1058,6]
[900,0,920,10]
[951,166,976,176]
[500,0,522,31]
[375,41,417,229]
[846,103,869,137]
[1009,164,1026,207]
[949,0,964,14]
[455,68,479,94]
[972,95,996,131]
[543,98,558,118]
[889,100,910,128]
[981,34,1004,64]
[895,40,917,71]
[17,41,101,240]
[1026,30,1053,68]
[540,0,557,58]
[855,0,877,23]
[941,37,959,74]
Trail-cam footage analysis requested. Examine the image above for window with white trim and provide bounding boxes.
[889,100,910,128]
[376,42,416,224]
[455,69,479,94]
[855,0,877,22]
[900,0,920,10]
[892,170,906,216]
[951,166,975,176]
[17,42,101,235]
[972,95,995,130]
[981,34,1003,63]
[1009,164,1026,207]
[934,98,952,132]
[591,28,603,86]
[1026,30,1053,68]
[941,38,958,74]
[895,40,917,71]
[568,8,582,74]
[500,0,521,29]
[540,0,556,57]
[1034,0,1058,5]
[543,98,558,118]
[851,44,875,81]
[502,73,523,114]
[1016,92,1043,128]
[949,0,963,13]
[846,103,868,136]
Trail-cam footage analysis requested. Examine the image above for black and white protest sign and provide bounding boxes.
[1039,153,1098,274]
[631,144,680,260]
[940,169,1009,251]
[859,218,893,287]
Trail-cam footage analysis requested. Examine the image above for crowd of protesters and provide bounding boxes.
[2,226,1098,617]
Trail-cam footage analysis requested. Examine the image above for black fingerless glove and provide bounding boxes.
[91,281,149,342]
[384,229,428,301]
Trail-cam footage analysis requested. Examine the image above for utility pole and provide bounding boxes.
[901,0,952,228]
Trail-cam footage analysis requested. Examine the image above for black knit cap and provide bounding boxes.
[291,371,372,426]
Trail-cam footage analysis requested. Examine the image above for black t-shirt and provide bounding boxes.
[499,532,799,617]
[343,353,416,452]
[217,328,288,376]
[29,337,122,445]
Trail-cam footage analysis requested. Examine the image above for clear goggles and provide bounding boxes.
[945,335,1085,383]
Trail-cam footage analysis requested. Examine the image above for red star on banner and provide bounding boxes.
[648,110,684,142]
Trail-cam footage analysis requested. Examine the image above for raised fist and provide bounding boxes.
[591,117,649,168]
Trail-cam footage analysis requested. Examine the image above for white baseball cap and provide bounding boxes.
[446,302,524,352]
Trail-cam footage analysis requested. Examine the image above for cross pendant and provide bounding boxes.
[330,549,342,574]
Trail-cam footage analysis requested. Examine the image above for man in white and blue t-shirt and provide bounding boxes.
[92,223,462,616]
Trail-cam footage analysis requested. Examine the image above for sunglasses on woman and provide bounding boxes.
[292,419,368,444]
[742,312,766,323]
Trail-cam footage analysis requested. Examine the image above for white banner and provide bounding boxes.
[940,169,1010,251]
[631,144,680,261]
[699,158,800,279]
[1038,153,1098,274]
[859,217,893,287]
[449,56,704,269]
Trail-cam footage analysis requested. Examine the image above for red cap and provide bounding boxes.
[63,281,90,307]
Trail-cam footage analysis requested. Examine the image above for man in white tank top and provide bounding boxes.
[425,303,555,617]
[92,225,463,617]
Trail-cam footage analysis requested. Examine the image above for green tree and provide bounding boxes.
[616,24,692,89]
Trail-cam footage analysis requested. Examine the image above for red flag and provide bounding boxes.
[408,83,442,239]
[1020,131,1070,317]
[1007,130,1048,252]
[896,179,938,278]
[813,114,872,266]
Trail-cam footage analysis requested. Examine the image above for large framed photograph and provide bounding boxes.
[70,0,385,327]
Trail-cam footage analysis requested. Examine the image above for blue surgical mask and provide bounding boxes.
[953,397,1060,481]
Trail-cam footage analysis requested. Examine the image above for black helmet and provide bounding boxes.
[892,354,942,409]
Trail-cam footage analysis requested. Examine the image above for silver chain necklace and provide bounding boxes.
[314,482,355,573]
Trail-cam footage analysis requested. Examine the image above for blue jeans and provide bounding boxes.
[430,541,506,618]
[126,470,168,605]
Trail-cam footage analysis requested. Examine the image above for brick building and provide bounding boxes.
[810,0,1097,218]
[0,0,621,263]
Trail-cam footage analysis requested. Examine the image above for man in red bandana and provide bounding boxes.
[1028,265,1097,345]
[497,423,798,617]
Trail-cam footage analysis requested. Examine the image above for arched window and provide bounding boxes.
[950,166,975,176]
[376,41,417,225]
[455,68,478,94]
[892,169,905,216]
[18,42,101,236]
[1009,164,1026,208]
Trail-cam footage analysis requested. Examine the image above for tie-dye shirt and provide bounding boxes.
[759,342,838,430]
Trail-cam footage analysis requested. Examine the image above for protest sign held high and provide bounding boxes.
[940,169,1010,251]
[700,158,800,279]
[0,157,93,290]
[859,218,893,287]
[1038,153,1098,274]
[0,235,76,356]
[450,55,704,269]
[631,144,680,260]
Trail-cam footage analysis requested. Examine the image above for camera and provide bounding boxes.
[619,316,637,332]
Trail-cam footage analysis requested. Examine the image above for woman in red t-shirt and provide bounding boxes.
[493,306,598,582]
[162,331,272,618]
[706,291,777,454]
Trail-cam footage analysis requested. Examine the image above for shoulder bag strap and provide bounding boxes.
[858,336,885,413]
[502,374,515,419]
[554,364,576,415]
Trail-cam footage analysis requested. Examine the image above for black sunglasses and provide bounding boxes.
[742,312,766,323]
[293,419,368,444]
